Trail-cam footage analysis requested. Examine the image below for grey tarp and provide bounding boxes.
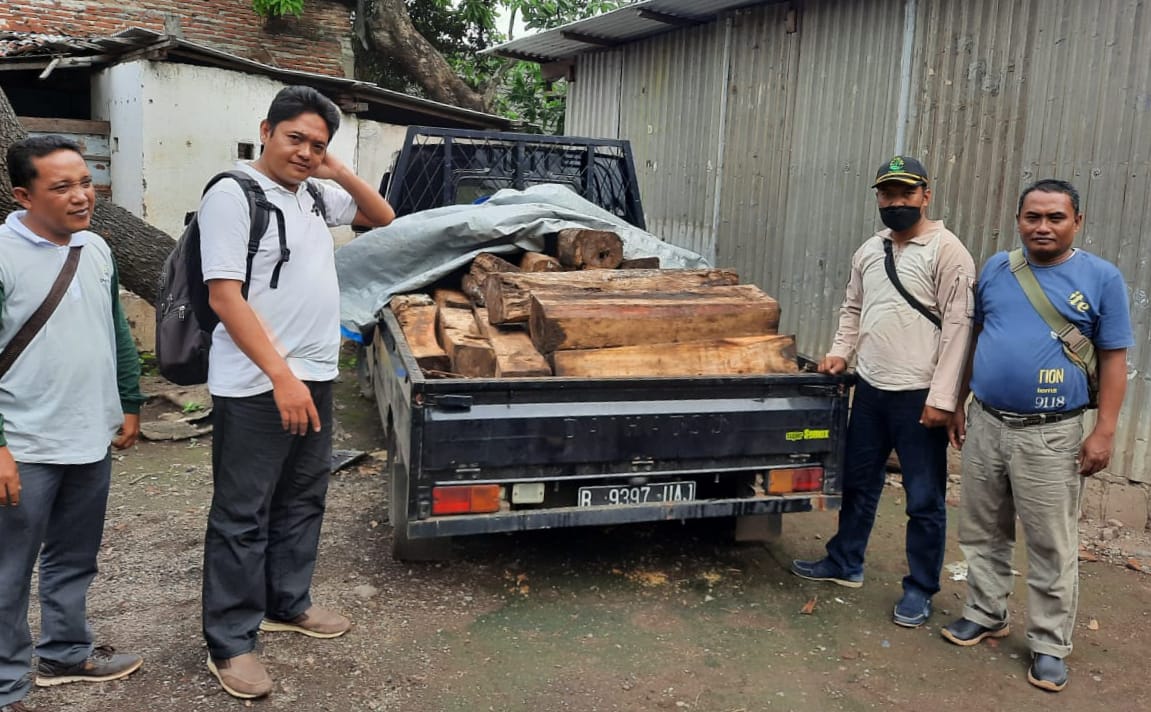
[335,184,710,334]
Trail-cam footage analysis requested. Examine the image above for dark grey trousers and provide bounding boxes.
[201,382,333,660]
[0,455,111,707]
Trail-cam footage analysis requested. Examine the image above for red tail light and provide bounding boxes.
[767,467,824,494]
[432,485,502,515]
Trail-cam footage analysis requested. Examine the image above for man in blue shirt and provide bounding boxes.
[942,179,1133,693]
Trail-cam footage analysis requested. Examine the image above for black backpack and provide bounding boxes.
[155,170,325,385]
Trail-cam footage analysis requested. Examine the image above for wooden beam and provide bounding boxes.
[484,268,740,325]
[636,8,704,27]
[18,117,111,135]
[619,257,660,270]
[437,305,496,378]
[529,285,781,353]
[552,335,799,378]
[473,307,552,377]
[389,295,450,374]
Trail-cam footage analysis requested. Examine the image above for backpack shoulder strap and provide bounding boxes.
[1008,248,1097,373]
[202,171,286,295]
[304,179,328,221]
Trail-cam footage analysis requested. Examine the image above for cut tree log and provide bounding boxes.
[389,294,450,373]
[556,228,623,269]
[529,285,780,353]
[473,307,552,377]
[619,257,661,270]
[471,252,520,278]
[460,273,485,305]
[552,335,798,377]
[437,303,496,377]
[484,268,741,324]
[462,252,520,307]
[433,288,473,311]
[519,251,563,272]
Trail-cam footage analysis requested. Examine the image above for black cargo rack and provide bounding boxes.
[382,126,646,229]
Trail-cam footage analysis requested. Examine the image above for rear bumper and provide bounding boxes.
[407,493,841,538]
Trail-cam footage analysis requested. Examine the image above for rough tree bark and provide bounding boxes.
[358,0,490,113]
[0,87,175,305]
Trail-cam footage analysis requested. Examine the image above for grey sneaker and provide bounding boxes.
[35,645,142,687]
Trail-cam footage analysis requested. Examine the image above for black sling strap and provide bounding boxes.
[0,245,83,379]
[883,239,941,328]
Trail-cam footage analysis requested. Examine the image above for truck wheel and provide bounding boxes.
[386,434,452,561]
[356,343,374,401]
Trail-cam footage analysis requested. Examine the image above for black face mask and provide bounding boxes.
[879,206,921,232]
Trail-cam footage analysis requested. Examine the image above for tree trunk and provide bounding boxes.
[0,87,176,306]
[359,0,491,113]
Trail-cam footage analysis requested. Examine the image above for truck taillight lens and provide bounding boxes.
[432,485,502,515]
[767,467,824,494]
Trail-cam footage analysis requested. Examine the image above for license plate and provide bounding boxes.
[577,481,696,507]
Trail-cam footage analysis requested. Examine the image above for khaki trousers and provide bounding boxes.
[958,399,1084,658]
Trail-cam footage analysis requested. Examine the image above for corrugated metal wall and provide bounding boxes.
[623,23,729,261]
[773,0,905,350]
[565,0,1151,483]
[567,50,624,140]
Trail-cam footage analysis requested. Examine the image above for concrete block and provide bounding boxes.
[1080,476,1106,521]
[120,290,155,353]
[1102,483,1150,532]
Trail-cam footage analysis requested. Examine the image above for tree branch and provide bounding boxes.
[359,0,490,112]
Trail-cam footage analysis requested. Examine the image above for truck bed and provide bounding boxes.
[369,310,850,547]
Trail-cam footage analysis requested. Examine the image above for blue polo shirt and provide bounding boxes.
[970,249,1133,413]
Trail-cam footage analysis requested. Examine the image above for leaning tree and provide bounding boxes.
[0,86,175,305]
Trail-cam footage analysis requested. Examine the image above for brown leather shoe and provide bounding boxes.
[207,653,272,699]
[1,701,38,712]
[260,605,351,639]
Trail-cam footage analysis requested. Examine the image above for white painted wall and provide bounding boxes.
[92,63,146,218]
[105,61,406,239]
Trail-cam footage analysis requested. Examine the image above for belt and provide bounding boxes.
[976,399,1085,427]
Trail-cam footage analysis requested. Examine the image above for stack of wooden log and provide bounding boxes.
[387,228,798,379]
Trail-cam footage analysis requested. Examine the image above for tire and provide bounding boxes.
[386,431,452,561]
[356,343,374,401]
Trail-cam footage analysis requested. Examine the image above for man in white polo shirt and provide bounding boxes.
[790,156,975,629]
[197,86,394,700]
[0,135,145,712]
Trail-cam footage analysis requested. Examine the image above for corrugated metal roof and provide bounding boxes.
[487,0,784,62]
[0,28,511,130]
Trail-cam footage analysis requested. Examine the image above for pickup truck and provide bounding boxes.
[360,127,850,559]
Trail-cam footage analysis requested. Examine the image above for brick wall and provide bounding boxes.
[0,0,353,77]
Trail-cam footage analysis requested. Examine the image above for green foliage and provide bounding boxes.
[253,0,305,18]
[138,350,157,377]
[259,0,636,133]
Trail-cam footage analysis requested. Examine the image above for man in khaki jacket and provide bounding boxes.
[792,156,975,628]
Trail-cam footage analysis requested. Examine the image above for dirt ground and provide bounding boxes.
[22,364,1151,712]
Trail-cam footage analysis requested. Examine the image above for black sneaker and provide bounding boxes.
[1028,653,1068,692]
[35,645,143,687]
[941,617,1010,646]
